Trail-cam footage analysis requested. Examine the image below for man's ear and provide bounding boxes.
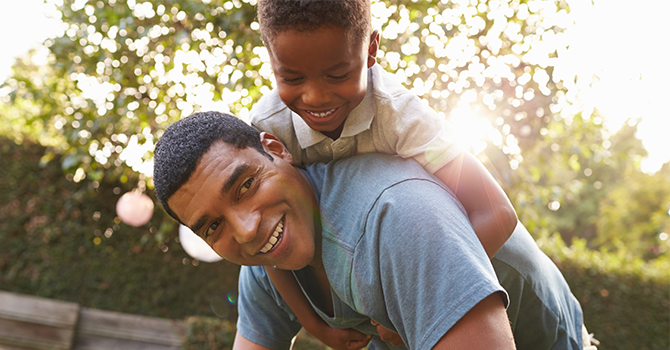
[367,29,380,68]
[260,132,293,164]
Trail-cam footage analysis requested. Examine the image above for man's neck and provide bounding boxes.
[296,168,325,271]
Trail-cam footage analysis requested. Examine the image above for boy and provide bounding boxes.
[249,0,518,348]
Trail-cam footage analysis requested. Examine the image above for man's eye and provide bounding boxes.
[205,222,219,238]
[240,178,253,196]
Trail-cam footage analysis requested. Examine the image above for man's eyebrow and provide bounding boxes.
[189,163,250,236]
[221,163,250,194]
[191,216,209,237]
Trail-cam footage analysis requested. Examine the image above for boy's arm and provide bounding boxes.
[264,267,371,350]
[433,151,517,258]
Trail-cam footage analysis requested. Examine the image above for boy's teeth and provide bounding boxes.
[308,108,336,118]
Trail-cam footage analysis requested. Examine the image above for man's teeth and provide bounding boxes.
[260,220,284,254]
[308,108,336,118]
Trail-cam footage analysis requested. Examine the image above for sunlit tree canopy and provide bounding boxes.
[1,0,667,258]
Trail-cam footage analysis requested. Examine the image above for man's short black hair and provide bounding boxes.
[257,0,371,48]
[153,111,272,222]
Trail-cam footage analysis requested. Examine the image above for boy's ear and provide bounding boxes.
[260,132,293,164]
[367,29,380,68]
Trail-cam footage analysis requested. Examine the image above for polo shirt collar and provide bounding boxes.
[293,72,375,149]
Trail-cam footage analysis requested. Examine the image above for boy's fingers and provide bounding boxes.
[370,319,379,326]
[375,324,405,346]
[347,334,372,350]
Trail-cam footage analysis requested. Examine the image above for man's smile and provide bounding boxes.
[259,216,285,254]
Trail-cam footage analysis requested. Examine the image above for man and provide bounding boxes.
[153,111,586,350]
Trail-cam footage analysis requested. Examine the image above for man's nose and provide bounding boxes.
[230,208,261,244]
[301,80,331,107]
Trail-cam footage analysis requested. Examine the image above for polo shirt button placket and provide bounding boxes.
[323,143,332,156]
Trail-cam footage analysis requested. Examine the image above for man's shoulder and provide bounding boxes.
[310,154,436,190]
[306,154,450,218]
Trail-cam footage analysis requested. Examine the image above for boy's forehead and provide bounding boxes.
[266,25,363,50]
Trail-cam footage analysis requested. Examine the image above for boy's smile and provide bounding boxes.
[266,26,377,140]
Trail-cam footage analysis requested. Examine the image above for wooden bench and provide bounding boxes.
[0,291,79,350]
[73,308,185,350]
[0,291,185,350]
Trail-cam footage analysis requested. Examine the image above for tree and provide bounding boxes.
[2,0,667,258]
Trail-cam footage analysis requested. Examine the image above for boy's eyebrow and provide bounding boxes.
[189,163,250,235]
[276,61,352,74]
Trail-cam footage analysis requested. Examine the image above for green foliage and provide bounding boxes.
[3,0,667,258]
[184,316,236,350]
[508,113,670,258]
[0,137,240,320]
[539,234,670,350]
[1,0,669,347]
[2,0,572,183]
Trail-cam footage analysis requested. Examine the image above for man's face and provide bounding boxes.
[167,134,319,270]
[267,26,376,139]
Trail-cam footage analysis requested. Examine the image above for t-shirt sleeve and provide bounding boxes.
[236,266,303,350]
[352,179,507,349]
[375,93,466,174]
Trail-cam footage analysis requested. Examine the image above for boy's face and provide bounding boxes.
[267,26,377,139]
[166,134,320,270]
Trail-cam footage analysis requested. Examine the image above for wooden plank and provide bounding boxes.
[0,318,74,350]
[74,308,185,349]
[0,291,79,350]
[73,334,183,350]
[0,291,79,327]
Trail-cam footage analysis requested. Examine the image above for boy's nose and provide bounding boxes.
[229,209,261,245]
[301,81,331,107]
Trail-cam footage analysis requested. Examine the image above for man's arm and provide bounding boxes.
[433,151,518,258]
[432,293,515,349]
[233,332,275,350]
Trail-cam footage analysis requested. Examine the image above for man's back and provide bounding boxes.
[309,153,584,349]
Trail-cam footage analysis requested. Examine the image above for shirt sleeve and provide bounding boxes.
[236,266,303,350]
[371,67,466,173]
[351,179,507,350]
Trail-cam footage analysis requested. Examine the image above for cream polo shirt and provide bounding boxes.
[250,64,464,173]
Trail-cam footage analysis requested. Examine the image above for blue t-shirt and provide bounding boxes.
[237,154,584,350]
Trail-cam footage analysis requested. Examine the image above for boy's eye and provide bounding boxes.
[205,222,219,238]
[240,178,253,196]
[282,76,303,83]
[329,74,348,81]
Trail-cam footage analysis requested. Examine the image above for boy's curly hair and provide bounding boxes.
[257,0,371,48]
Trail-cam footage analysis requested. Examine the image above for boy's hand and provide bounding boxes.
[320,327,372,350]
[371,319,405,346]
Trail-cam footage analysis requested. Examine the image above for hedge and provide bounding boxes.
[1,137,667,349]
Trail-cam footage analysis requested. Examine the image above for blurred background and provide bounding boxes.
[0,0,668,349]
